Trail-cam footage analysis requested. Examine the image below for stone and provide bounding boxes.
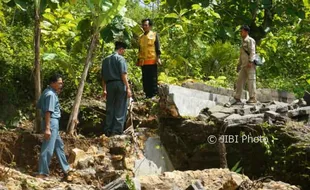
[224,114,264,127]
[68,148,88,167]
[77,156,94,169]
[182,82,248,99]
[288,106,310,118]
[102,178,130,190]
[159,85,217,118]
[111,155,123,161]
[197,114,209,122]
[109,135,132,154]
[303,91,310,106]
[265,111,280,120]
[211,112,229,121]
[261,181,300,190]
[0,183,8,190]
[185,180,205,190]
[124,157,135,170]
[86,146,98,154]
[236,105,254,116]
[208,105,235,115]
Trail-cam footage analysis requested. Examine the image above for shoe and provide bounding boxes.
[246,98,257,104]
[36,174,50,180]
[231,98,242,105]
[63,168,76,181]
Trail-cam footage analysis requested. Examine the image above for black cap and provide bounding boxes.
[240,25,250,32]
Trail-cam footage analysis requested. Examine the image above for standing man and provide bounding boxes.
[234,25,257,104]
[102,41,131,137]
[36,73,73,178]
[137,18,161,99]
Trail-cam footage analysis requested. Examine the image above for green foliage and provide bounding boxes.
[125,174,136,190]
[205,76,230,88]
[202,41,239,82]
[231,160,242,173]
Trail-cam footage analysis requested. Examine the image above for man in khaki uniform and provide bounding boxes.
[234,25,257,104]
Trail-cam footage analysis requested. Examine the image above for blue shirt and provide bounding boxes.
[37,87,61,119]
[101,52,127,82]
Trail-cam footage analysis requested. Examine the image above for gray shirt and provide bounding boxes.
[101,52,127,82]
[37,87,61,119]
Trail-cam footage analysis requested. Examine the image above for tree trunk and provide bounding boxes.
[34,3,41,133]
[218,139,228,168]
[67,33,98,135]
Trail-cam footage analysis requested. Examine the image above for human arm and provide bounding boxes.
[155,33,162,65]
[102,80,106,99]
[121,73,132,98]
[248,38,256,67]
[119,57,131,98]
[44,111,51,140]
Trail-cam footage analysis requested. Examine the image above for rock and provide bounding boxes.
[208,105,235,115]
[0,183,8,190]
[109,135,132,155]
[77,156,94,169]
[185,180,205,190]
[86,146,98,154]
[103,178,136,190]
[68,148,88,167]
[288,106,310,117]
[236,105,254,116]
[100,134,110,148]
[124,157,135,170]
[224,114,264,127]
[138,169,250,190]
[303,91,310,106]
[256,89,295,103]
[71,168,97,184]
[211,112,229,121]
[182,82,248,100]
[197,114,209,122]
[262,180,300,190]
[159,84,217,118]
[265,111,280,120]
[111,155,123,161]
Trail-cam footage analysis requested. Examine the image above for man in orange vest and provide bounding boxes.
[137,18,161,99]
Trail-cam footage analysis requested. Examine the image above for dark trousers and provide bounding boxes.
[142,65,158,98]
[104,81,128,135]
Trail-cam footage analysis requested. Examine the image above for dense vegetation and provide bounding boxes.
[0,0,310,123]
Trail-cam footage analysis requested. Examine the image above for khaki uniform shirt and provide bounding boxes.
[239,35,256,67]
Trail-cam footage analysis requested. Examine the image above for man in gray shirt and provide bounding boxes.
[36,74,73,179]
[101,41,132,137]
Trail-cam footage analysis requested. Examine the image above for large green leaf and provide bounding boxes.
[14,0,27,11]
[164,13,179,19]
[96,0,127,31]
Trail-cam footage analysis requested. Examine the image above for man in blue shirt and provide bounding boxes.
[36,74,73,179]
[101,41,132,137]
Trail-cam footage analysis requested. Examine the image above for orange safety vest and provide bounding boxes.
[137,31,157,66]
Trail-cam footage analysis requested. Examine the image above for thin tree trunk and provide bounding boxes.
[67,33,98,135]
[34,3,41,133]
[218,124,228,168]
[218,139,228,168]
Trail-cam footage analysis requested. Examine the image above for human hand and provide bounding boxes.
[102,90,107,99]
[157,58,162,65]
[127,89,132,98]
[44,128,51,140]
